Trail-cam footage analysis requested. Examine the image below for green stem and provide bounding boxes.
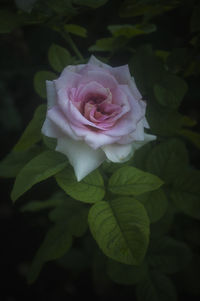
[61,31,84,61]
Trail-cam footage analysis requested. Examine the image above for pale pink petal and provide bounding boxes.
[78,70,118,90]
[47,106,79,140]
[55,69,81,91]
[56,136,105,181]
[111,65,131,84]
[69,123,119,149]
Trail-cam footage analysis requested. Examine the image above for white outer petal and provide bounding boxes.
[41,118,63,138]
[102,143,133,163]
[132,133,157,151]
[46,80,57,109]
[56,137,106,181]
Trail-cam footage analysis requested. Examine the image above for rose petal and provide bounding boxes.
[78,70,118,90]
[47,106,79,140]
[128,77,142,100]
[102,143,133,163]
[132,133,156,151]
[41,117,63,138]
[55,68,82,91]
[56,136,105,181]
[69,123,119,149]
[88,55,112,70]
[46,80,57,109]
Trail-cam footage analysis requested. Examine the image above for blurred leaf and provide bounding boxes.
[15,0,37,12]
[178,129,200,150]
[150,205,175,237]
[137,189,168,223]
[0,146,40,178]
[129,45,165,96]
[89,37,116,52]
[181,115,197,128]
[89,37,127,52]
[146,138,189,183]
[132,142,154,171]
[107,259,148,285]
[14,105,46,151]
[57,248,90,270]
[88,198,150,265]
[166,48,188,73]
[108,23,156,38]
[48,44,72,72]
[120,0,180,19]
[11,150,67,202]
[191,5,200,32]
[28,224,72,284]
[170,170,200,220]
[146,103,183,136]
[155,50,170,62]
[73,0,108,8]
[55,168,105,203]
[154,74,188,109]
[34,71,57,98]
[0,10,19,33]
[108,166,163,196]
[49,198,88,237]
[148,236,192,274]
[64,24,87,37]
[20,191,66,212]
[136,271,177,301]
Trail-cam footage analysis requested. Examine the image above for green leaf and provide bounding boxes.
[42,135,57,150]
[48,44,71,73]
[0,10,19,33]
[11,150,68,202]
[14,105,47,151]
[108,23,156,38]
[89,38,116,52]
[136,271,177,301]
[28,224,72,284]
[178,129,200,150]
[55,168,105,203]
[148,237,192,274]
[0,146,40,178]
[170,170,200,220]
[34,71,57,98]
[64,24,87,37]
[107,259,148,285]
[88,197,150,265]
[49,198,88,237]
[20,191,66,212]
[108,166,163,196]
[146,138,189,184]
[137,189,168,223]
[154,75,188,109]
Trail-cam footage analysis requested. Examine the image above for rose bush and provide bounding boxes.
[42,56,156,181]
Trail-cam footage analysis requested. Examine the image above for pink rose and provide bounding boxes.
[42,56,156,181]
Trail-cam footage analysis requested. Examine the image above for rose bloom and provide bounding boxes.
[42,56,156,181]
